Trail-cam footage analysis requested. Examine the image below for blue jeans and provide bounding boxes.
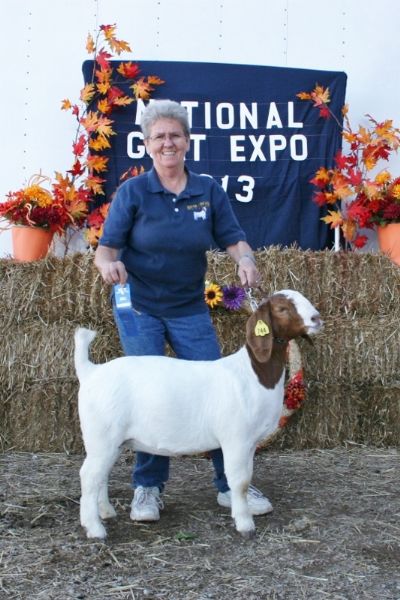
[112,304,230,493]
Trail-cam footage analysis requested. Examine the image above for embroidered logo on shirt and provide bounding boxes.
[193,207,207,220]
[187,201,210,221]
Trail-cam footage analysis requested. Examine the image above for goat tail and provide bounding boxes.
[74,327,97,381]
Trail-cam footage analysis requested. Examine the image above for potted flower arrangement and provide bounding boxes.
[0,173,90,261]
[298,85,400,264]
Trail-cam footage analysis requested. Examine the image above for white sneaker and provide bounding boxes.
[217,484,273,515]
[130,486,164,521]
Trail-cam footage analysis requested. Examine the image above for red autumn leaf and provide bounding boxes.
[319,106,331,119]
[96,48,112,70]
[117,61,140,79]
[107,86,124,102]
[72,135,87,157]
[347,168,363,186]
[68,159,85,177]
[353,235,368,248]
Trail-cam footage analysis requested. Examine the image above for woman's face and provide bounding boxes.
[144,118,190,171]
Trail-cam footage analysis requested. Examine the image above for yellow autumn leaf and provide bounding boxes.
[112,95,134,106]
[97,81,111,95]
[312,85,330,105]
[321,210,343,228]
[61,99,72,110]
[80,83,96,104]
[89,135,111,151]
[375,170,391,185]
[97,99,111,113]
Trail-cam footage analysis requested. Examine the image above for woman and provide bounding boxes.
[94,99,272,522]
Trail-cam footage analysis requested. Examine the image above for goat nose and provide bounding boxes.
[311,313,323,328]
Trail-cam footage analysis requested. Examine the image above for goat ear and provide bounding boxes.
[245,304,273,363]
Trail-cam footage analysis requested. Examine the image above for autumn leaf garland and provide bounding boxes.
[61,24,164,245]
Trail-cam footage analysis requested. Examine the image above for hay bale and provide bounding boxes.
[0,248,399,452]
[270,383,400,449]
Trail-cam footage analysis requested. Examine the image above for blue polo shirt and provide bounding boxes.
[99,168,246,317]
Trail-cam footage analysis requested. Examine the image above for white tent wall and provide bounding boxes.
[1,0,399,256]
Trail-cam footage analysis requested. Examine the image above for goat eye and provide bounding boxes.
[277,305,287,313]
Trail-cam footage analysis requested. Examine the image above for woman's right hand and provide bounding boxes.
[94,246,128,285]
[99,260,128,285]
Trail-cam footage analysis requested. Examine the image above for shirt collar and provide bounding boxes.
[147,167,203,198]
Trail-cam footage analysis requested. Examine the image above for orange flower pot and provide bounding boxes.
[377,223,400,266]
[11,226,54,262]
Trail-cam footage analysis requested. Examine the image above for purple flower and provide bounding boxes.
[222,285,246,311]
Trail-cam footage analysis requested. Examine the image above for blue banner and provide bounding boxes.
[83,60,347,250]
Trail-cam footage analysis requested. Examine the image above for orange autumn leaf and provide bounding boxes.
[85,175,105,195]
[80,111,99,133]
[341,219,357,242]
[131,76,164,100]
[61,99,72,110]
[108,38,132,55]
[321,210,343,229]
[296,91,312,101]
[147,75,165,86]
[86,33,96,54]
[112,95,134,107]
[96,115,115,137]
[89,135,111,151]
[97,98,111,114]
[86,154,109,173]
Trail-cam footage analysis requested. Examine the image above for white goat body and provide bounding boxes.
[76,290,322,539]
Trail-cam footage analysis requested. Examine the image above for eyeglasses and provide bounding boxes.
[147,132,187,144]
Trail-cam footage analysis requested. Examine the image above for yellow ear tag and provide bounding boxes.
[254,319,270,336]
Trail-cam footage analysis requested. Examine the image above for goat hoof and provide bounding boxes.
[240,528,256,540]
[84,523,107,539]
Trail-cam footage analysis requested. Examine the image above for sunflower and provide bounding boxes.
[204,282,223,308]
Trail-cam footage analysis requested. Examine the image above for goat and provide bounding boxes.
[75,289,323,539]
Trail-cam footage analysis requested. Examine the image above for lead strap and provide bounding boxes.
[245,288,259,312]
